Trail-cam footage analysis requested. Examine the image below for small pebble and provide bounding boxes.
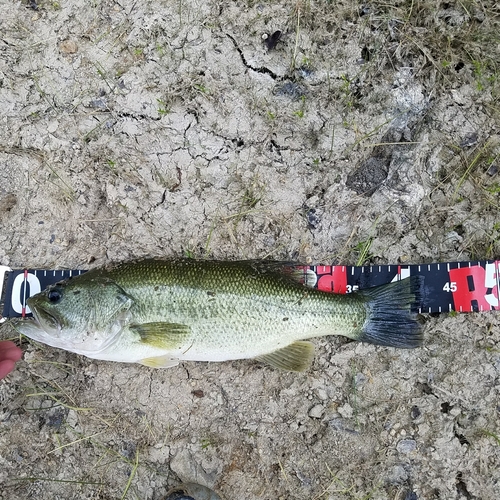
[396,438,417,454]
[308,404,324,419]
[337,403,353,418]
[460,132,478,148]
[59,39,78,54]
[316,388,328,401]
[84,363,98,377]
[410,405,421,420]
[404,492,418,500]
[387,464,408,484]
[486,164,498,176]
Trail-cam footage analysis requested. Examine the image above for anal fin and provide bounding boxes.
[140,355,180,368]
[255,341,315,372]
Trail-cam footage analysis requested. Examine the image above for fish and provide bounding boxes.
[12,259,423,372]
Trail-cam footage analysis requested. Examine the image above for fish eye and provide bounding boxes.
[47,289,62,303]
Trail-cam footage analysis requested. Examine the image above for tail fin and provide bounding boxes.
[358,276,424,348]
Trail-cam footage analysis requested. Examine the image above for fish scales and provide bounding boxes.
[13,259,423,371]
[107,260,365,354]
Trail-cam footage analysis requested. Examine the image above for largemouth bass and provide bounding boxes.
[13,260,423,371]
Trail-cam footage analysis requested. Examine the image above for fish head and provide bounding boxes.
[13,276,133,354]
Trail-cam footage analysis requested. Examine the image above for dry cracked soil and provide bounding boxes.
[1,1,500,499]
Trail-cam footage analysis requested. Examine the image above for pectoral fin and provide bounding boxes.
[255,341,315,372]
[131,322,190,349]
[140,355,180,368]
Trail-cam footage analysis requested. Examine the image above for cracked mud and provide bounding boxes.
[1,1,499,499]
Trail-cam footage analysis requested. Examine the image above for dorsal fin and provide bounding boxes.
[244,261,317,288]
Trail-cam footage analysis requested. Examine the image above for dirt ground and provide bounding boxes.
[1,0,500,499]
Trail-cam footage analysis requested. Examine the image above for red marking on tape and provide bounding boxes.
[22,269,28,317]
[316,266,347,293]
[449,262,499,312]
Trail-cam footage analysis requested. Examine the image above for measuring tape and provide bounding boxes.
[1,260,499,321]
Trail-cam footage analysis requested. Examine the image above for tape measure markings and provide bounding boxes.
[1,261,499,320]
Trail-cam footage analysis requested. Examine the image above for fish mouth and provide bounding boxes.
[11,316,54,344]
[13,306,73,352]
[28,305,62,337]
